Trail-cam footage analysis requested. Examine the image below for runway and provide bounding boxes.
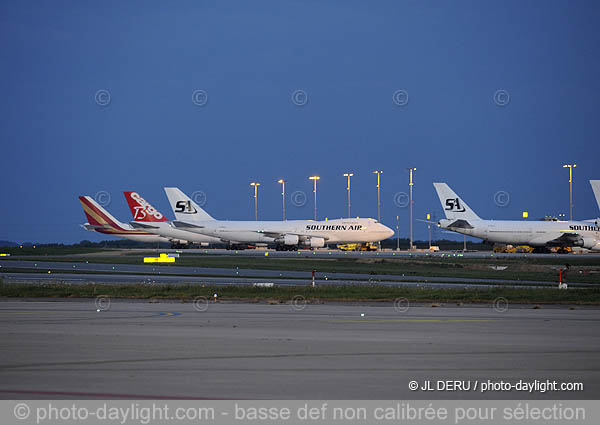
[0,260,584,288]
[0,272,514,289]
[0,300,598,399]
[60,247,600,259]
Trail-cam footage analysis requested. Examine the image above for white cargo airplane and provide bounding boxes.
[433,182,600,252]
[164,187,395,250]
[124,191,221,247]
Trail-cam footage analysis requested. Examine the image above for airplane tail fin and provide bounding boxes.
[433,183,481,221]
[591,180,600,211]
[78,196,127,230]
[123,192,168,222]
[164,187,215,222]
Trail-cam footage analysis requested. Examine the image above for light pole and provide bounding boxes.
[563,164,576,221]
[407,167,416,250]
[372,171,383,222]
[396,215,400,251]
[343,173,353,218]
[309,176,320,220]
[426,213,431,249]
[250,182,260,221]
[277,179,286,221]
[373,170,383,250]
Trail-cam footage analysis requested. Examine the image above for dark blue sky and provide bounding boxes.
[1,0,599,243]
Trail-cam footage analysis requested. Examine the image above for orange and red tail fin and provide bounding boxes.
[123,192,168,222]
[78,196,127,231]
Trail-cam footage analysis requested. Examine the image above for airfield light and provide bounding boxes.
[343,173,354,218]
[309,176,320,220]
[406,168,417,250]
[523,211,529,219]
[562,164,577,221]
[250,182,261,221]
[277,179,287,221]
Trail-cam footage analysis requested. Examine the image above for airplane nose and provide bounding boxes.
[384,225,395,239]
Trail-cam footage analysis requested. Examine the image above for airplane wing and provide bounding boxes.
[445,219,474,229]
[130,222,160,230]
[256,230,330,241]
[171,220,205,229]
[545,233,583,246]
[81,223,112,231]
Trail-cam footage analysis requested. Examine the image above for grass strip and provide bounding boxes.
[2,282,600,304]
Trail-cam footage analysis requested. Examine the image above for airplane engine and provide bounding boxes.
[309,237,325,248]
[580,237,600,251]
[280,234,299,245]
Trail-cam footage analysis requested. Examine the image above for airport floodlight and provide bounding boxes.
[562,164,577,220]
[406,168,417,250]
[309,176,320,220]
[426,213,432,249]
[343,173,354,218]
[250,182,261,221]
[372,171,384,250]
[277,179,286,221]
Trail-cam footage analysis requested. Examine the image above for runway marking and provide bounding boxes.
[0,311,67,315]
[2,349,598,370]
[330,319,498,323]
[158,312,182,317]
[0,389,226,400]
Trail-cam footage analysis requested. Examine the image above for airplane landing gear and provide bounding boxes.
[275,244,298,251]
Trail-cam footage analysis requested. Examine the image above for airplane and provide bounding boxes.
[164,187,395,250]
[433,182,600,252]
[78,196,169,244]
[124,191,221,248]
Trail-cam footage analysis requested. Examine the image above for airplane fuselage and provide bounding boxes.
[174,218,394,246]
[439,218,600,250]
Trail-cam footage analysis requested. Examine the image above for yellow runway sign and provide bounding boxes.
[143,253,175,263]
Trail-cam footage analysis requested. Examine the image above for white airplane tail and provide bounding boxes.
[164,187,215,222]
[591,180,600,211]
[433,183,481,221]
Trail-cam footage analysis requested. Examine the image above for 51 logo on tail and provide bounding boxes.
[445,198,466,212]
